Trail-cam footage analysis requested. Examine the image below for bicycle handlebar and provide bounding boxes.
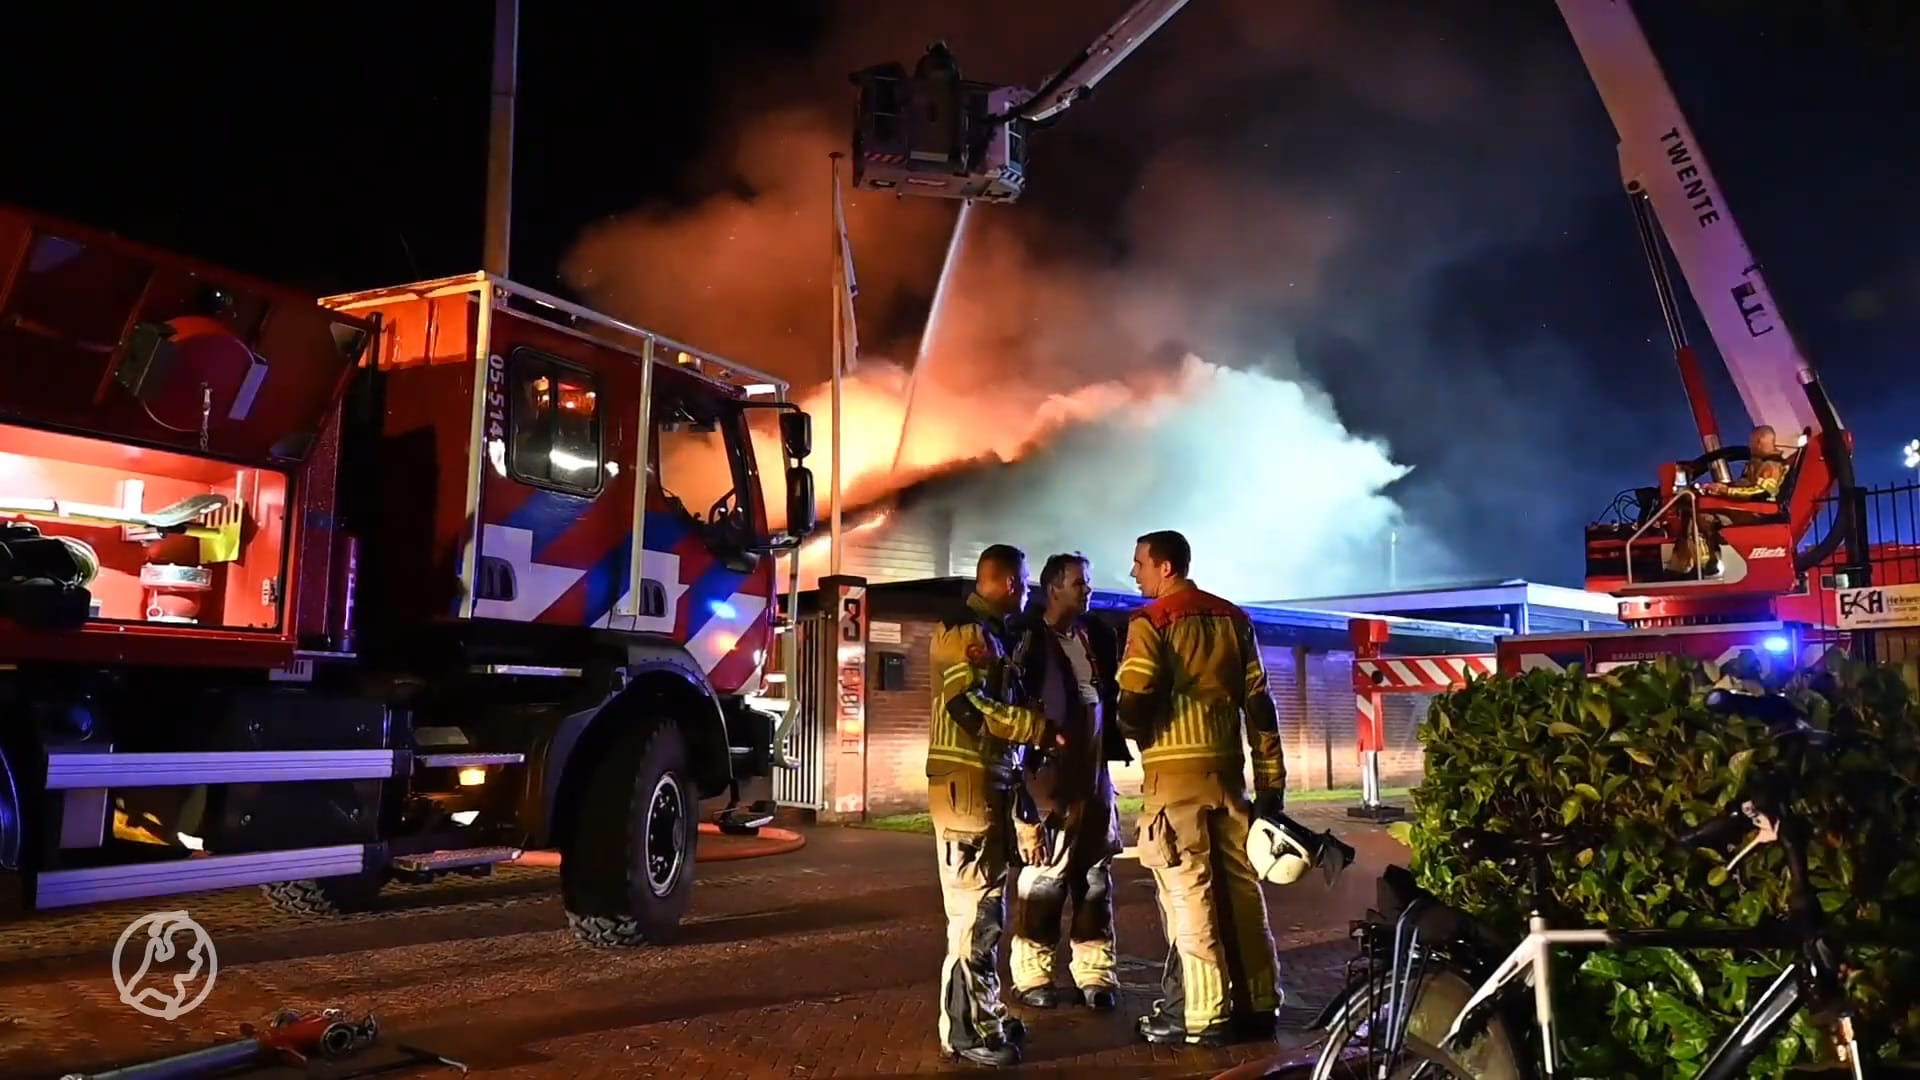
[1701,688,1817,739]
[1670,689,1826,854]
[1677,807,1758,851]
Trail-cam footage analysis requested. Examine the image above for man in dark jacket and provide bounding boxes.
[1008,552,1133,1010]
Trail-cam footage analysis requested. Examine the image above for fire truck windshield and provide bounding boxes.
[654,392,760,555]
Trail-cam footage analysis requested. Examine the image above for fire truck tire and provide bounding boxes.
[259,872,387,916]
[562,720,695,948]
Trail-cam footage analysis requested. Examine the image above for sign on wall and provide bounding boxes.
[834,584,868,754]
[1836,582,1920,631]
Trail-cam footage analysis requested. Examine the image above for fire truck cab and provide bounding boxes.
[0,206,815,946]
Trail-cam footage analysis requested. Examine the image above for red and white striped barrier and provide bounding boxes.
[1349,618,1496,819]
[1356,655,1498,693]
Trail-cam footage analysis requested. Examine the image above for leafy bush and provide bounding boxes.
[1400,653,1920,1078]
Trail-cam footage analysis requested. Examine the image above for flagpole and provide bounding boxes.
[828,153,846,578]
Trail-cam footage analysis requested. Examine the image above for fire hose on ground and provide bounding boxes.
[59,1008,466,1080]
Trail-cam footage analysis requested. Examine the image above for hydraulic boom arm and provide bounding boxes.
[1555,0,1823,441]
[1563,1,1865,609]
[1006,0,1192,124]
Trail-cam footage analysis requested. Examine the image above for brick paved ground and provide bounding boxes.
[0,804,1403,1080]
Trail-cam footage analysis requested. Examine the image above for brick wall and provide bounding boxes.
[864,618,939,815]
[1261,646,1430,791]
[857,620,1432,816]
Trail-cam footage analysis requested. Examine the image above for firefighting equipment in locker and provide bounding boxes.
[1132,781,1281,1046]
[926,593,1049,782]
[141,562,213,624]
[930,767,1023,1067]
[0,522,98,630]
[1114,582,1286,796]
[0,492,229,533]
[1248,808,1357,887]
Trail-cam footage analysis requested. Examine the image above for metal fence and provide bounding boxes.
[1809,479,1920,665]
[770,615,826,810]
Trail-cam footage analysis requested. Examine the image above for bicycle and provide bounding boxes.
[1307,688,1918,1080]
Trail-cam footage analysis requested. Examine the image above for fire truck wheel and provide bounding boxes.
[563,720,695,948]
[260,871,388,916]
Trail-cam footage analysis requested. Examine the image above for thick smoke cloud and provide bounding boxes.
[935,354,1466,599]
[564,0,1640,593]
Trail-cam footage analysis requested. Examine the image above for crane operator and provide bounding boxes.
[1668,424,1792,576]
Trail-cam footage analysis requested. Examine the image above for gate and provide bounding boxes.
[770,615,826,810]
[1810,480,1920,667]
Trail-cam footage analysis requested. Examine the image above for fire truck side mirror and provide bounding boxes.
[780,410,812,460]
[786,466,818,538]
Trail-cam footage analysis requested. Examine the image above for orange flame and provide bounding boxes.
[659,357,1160,537]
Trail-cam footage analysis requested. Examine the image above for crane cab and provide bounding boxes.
[1583,422,1866,631]
[850,45,1029,204]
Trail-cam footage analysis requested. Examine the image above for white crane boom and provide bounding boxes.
[1556,0,1822,439]
[1011,0,1192,123]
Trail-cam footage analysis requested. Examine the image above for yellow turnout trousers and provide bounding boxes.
[1135,768,1280,1032]
[930,767,1016,1053]
[1008,794,1122,993]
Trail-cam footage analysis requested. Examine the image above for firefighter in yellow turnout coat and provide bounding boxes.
[927,545,1060,1068]
[1118,530,1287,1046]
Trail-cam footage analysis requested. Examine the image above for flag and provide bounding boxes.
[833,169,861,375]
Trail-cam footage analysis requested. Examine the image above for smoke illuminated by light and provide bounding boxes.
[750,355,1450,598]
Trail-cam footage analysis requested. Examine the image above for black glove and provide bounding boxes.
[1253,790,1285,821]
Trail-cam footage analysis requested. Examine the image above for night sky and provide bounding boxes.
[4,1,1915,589]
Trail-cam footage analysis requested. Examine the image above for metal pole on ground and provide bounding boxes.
[1348,617,1405,823]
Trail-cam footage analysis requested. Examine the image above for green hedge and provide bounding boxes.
[1398,652,1920,1078]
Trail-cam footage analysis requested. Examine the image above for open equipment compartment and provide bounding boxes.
[0,204,373,669]
[0,423,291,631]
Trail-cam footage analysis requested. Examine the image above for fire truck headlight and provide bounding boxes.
[1762,635,1790,655]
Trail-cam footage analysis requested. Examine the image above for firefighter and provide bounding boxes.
[1701,424,1790,501]
[1117,529,1287,1047]
[927,543,1061,1068]
[1007,553,1131,1012]
[912,40,964,167]
[1669,424,1793,575]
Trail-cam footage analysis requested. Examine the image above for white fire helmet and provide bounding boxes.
[1248,808,1356,886]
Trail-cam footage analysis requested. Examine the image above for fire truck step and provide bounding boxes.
[43,750,402,789]
[414,752,525,768]
[34,843,368,909]
[715,800,778,835]
[388,846,523,875]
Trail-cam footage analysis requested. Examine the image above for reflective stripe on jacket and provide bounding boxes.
[1115,580,1285,793]
[928,591,1048,781]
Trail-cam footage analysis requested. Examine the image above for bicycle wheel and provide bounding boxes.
[1311,961,1528,1080]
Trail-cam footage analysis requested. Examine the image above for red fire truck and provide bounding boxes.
[1497,0,1898,677]
[0,205,816,945]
